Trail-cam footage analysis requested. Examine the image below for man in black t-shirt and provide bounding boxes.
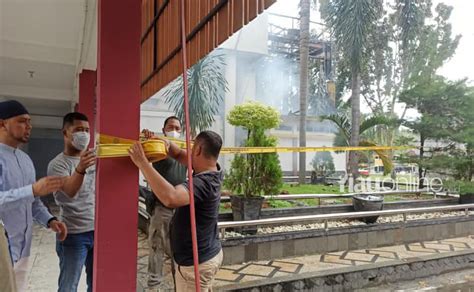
[129,130,223,292]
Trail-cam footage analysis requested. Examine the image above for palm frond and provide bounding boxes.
[360,116,401,134]
[321,113,351,143]
[360,140,393,175]
[162,52,228,136]
[327,0,381,72]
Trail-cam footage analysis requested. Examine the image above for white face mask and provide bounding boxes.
[165,131,181,139]
[71,131,90,151]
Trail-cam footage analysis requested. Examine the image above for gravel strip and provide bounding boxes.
[223,211,474,238]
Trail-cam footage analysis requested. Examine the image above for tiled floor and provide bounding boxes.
[26,224,474,291]
[212,236,474,288]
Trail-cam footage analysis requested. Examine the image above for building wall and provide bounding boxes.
[272,130,346,173]
[139,11,346,174]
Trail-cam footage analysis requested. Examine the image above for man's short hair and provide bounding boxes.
[163,116,180,127]
[63,112,89,129]
[195,131,222,160]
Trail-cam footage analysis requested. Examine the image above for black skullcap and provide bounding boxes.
[0,100,30,120]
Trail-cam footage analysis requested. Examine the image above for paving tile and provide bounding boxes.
[321,254,354,266]
[239,264,276,277]
[223,263,246,271]
[215,269,243,281]
[271,261,301,273]
[343,251,377,263]
[366,249,399,260]
[240,275,267,282]
[423,243,455,252]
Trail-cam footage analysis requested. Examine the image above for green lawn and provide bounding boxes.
[279,183,345,194]
[220,183,434,211]
[220,184,347,211]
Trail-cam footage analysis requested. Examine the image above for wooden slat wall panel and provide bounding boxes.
[264,0,274,9]
[140,0,276,101]
[232,0,244,34]
[248,0,257,22]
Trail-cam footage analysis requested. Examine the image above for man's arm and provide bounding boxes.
[63,151,95,198]
[31,196,54,227]
[141,129,188,166]
[61,171,86,199]
[47,151,95,199]
[1,176,65,212]
[129,141,190,208]
[0,186,34,212]
[167,141,188,166]
[139,162,190,208]
[31,197,67,240]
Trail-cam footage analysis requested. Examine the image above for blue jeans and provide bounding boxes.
[56,231,94,292]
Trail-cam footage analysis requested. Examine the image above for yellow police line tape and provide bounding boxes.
[97,134,413,162]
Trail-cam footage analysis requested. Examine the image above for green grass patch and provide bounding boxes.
[219,184,435,211]
[219,202,232,213]
[280,183,345,195]
[267,199,293,208]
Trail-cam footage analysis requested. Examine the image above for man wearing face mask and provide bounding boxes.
[141,116,187,288]
[47,112,96,292]
[0,100,67,292]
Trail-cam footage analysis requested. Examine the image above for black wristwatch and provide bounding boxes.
[47,217,58,228]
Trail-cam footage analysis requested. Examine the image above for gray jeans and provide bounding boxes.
[148,205,173,287]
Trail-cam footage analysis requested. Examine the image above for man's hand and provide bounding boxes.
[32,176,66,196]
[128,142,150,169]
[76,150,96,174]
[155,136,171,153]
[141,129,155,140]
[141,129,171,152]
[49,220,67,241]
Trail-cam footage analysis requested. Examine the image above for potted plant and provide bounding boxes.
[458,181,474,204]
[224,102,283,234]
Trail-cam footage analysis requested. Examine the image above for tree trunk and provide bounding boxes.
[418,135,425,188]
[349,71,361,179]
[468,148,474,181]
[298,0,310,184]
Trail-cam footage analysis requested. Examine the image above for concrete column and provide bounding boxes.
[78,70,97,148]
[94,0,141,291]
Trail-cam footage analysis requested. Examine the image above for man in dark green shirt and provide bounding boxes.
[142,116,186,288]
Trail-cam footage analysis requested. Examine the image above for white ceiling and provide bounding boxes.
[0,0,97,115]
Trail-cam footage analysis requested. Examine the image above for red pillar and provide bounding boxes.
[94,0,141,291]
[78,70,97,148]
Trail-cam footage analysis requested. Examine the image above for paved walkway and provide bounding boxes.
[27,224,87,291]
[27,223,170,292]
[26,223,474,291]
[213,236,474,289]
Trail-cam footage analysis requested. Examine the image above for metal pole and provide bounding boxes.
[179,0,201,290]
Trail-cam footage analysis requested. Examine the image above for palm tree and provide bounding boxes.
[162,52,228,137]
[325,0,381,179]
[322,109,398,175]
[298,0,311,184]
